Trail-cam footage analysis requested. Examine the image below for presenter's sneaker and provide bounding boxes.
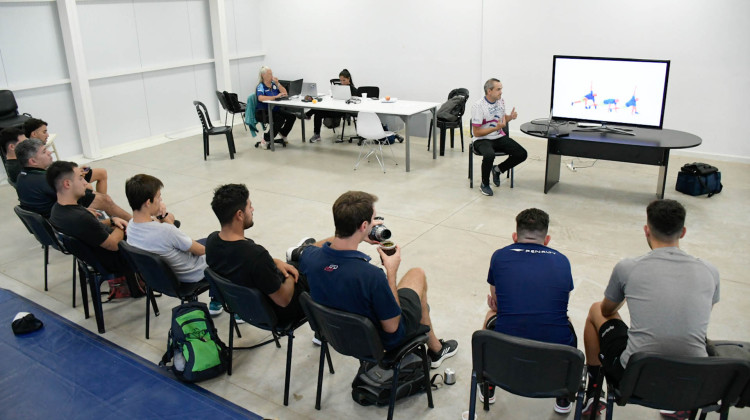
[492,165,503,187]
[286,237,316,263]
[234,314,246,324]
[312,332,322,346]
[480,184,493,196]
[660,410,692,419]
[554,398,572,414]
[429,339,458,368]
[208,300,223,316]
[477,383,496,404]
[309,134,321,143]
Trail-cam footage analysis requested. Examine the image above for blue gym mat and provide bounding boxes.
[0,288,262,419]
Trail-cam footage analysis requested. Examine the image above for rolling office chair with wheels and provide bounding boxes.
[0,90,32,130]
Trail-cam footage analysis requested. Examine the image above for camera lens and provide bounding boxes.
[369,225,391,242]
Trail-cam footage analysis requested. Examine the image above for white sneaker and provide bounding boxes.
[309,134,321,143]
[286,237,316,263]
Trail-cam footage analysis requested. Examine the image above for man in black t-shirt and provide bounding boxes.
[1,127,26,187]
[205,184,309,324]
[14,138,130,220]
[47,161,130,274]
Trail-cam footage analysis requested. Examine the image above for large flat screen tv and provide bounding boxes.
[550,56,670,130]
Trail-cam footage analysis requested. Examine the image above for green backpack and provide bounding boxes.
[160,301,228,382]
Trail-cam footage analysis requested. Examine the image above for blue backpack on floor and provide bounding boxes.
[675,162,723,198]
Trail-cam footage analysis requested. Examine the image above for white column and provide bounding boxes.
[209,0,231,93]
[57,0,99,159]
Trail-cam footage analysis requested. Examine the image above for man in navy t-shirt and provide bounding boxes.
[479,208,576,412]
[299,191,458,368]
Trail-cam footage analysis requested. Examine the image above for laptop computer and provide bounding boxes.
[301,82,317,97]
[332,84,352,100]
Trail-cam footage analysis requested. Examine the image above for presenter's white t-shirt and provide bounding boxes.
[471,97,506,140]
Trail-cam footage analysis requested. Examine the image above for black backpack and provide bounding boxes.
[160,301,229,382]
[351,352,428,406]
[323,116,341,129]
[675,162,723,197]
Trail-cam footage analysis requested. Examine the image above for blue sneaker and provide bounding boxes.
[234,314,246,324]
[480,184,493,196]
[208,300,223,316]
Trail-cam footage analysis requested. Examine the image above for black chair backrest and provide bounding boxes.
[215,91,228,111]
[0,90,20,119]
[13,206,62,251]
[617,352,750,411]
[299,292,384,363]
[223,91,243,112]
[330,78,341,86]
[56,231,110,274]
[193,100,213,130]
[358,86,380,98]
[204,267,279,330]
[118,241,182,297]
[472,329,585,399]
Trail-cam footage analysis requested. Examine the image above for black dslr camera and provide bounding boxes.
[369,216,391,242]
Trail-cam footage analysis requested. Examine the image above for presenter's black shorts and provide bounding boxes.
[77,189,96,208]
[398,288,423,339]
[598,319,628,384]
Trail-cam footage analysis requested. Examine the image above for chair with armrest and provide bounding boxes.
[468,121,514,189]
[429,88,469,154]
[468,329,586,419]
[118,241,209,339]
[299,292,433,420]
[204,268,310,406]
[0,90,32,130]
[591,352,750,420]
[354,112,398,173]
[222,91,248,131]
[14,206,80,307]
[193,100,236,160]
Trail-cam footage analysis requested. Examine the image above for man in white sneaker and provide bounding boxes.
[470,78,527,196]
[299,190,458,368]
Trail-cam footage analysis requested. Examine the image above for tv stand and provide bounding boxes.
[573,124,635,136]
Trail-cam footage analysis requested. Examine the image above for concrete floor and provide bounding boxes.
[1,123,748,420]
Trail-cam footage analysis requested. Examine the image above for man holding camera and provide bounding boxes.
[298,191,458,367]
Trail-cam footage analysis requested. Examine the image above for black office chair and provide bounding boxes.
[14,206,79,305]
[222,91,247,131]
[204,268,309,406]
[358,86,380,99]
[468,122,514,189]
[330,78,341,86]
[299,292,433,420]
[56,231,117,334]
[0,90,32,130]
[193,100,236,160]
[118,242,209,339]
[215,90,230,124]
[428,88,469,154]
[590,352,750,420]
[468,330,586,419]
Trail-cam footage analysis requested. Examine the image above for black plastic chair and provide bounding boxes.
[330,78,341,86]
[222,91,247,131]
[468,330,585,419]
[193,100,236,160]
[204,268,309,406]
[118,242,209,339]
[0,90,32,130]
[14,206,79,305]
[428,88,469,154]
[358,86,380,99]
[215,90,230,124]
[56,231,115,334]
[468,121,514,189]
[593,352,750,420]
[299,292,433,420]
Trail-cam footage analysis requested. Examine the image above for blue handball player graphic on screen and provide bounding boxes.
[626,87,639,114]
[571,82,597,109]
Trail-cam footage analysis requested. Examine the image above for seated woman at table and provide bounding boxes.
[255,66,296,149]
[307,69,359,143]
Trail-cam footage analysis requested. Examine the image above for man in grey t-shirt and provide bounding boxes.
[580,199,720,416]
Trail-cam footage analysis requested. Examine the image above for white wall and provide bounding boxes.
[481,0,750,159]
[2,0,749,163]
